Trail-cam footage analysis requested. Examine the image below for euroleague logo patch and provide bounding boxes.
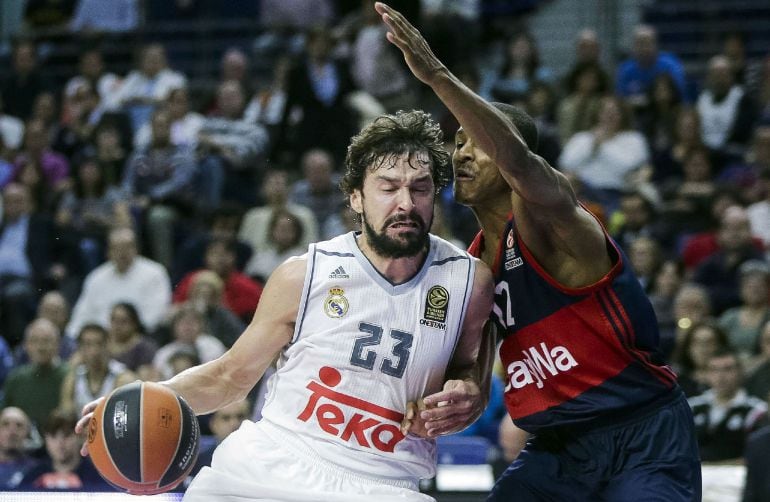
[324,287,349,318]
[420,285,448,330]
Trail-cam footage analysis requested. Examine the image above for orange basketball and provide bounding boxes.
[87,381,200,495]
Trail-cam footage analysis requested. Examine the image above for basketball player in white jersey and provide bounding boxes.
[76,109,494,501]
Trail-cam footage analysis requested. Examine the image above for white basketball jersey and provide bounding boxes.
[260,231,477,481]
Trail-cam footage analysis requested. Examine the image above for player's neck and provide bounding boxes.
[355,234,428,285]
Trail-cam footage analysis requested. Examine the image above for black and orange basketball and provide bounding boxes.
[87,381,200,494]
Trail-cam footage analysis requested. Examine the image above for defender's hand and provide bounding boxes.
[375,2,447,86]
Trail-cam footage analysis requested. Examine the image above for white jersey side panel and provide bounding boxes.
[260,232,476,481]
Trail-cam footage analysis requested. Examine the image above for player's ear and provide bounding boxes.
[350,190,363,214]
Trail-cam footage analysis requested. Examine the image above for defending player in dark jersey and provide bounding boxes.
[377,3,701,500]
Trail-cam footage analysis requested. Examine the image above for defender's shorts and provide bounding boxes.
[488,392,702,501]
[184,420,435,502]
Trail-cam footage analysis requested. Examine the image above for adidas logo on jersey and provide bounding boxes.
[329,266,350,279]
[504,342,579,391]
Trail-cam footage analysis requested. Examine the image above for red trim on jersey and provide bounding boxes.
[514,206,624,295]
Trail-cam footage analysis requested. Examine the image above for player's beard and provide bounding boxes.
[361,209,432,258]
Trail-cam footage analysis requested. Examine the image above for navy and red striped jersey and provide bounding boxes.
[468,213,678,433]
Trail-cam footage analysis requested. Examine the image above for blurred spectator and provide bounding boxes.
[30,92,59,137]
[688,349,767,462]
[92,120,130,187]
[717,261,770,360]
[652,107,706,184]
[479,30,552,104]
[615,25,687,111]
[172,203,252,285]
[184,271,245,348]
[523,82,561,166]
[111,43,186,132]
[19,408,111,491]
[673,319,729,397]
[60,324,134,414]
[30,291,77,364]
[696,55,757,160]
[277,25,359,163]
[245,209,306,282]
[122,108,198,268]
[244,56,290,130]
[198,80,270,207]
[239,168,318,256]
[134,87,203,151]
[288,148,346,236]
[0,407,38,490]
[556,61,609,144]
[573,28,601,67]
[609,189,665,254]
[70,0,138,33]
[66,227,171,338]
[559,95,650,212]
[1,183,72,346]
[14,118,71,200]
[692,205,766,314]
[0,92,24,152]
[55,82,103,160]
[23,0,76,30]
[219,48,253,104]
[419,0,479,73]
[659,148,717,241]
[166,346,200,378]
[56,152,130,272]
[107,302,157,373]
[0,40,52,121]
[747,165,770,254]
[745,320,770,401]
[2,319,68,430]
[744,423,770,502]
[671,283,713,361]
[628,236,662,293]
[347,0,416,113]
[648,259,686,357]
[64,48,120,112]
[153,304,226,379]
[638,74,684,167]
[174,238,263,321]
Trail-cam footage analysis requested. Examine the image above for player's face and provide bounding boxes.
[452,128,509,206]
[351,152,434,258]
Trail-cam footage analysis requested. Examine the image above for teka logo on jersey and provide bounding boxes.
[505,343,579,391]
[298,366,405,452]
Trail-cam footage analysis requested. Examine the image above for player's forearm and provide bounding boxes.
[162,356,256,415]
[429,70,531,177]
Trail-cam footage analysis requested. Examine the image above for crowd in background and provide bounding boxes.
[0,0,770,497]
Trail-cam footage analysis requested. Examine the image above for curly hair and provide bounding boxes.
[340,110,450,195]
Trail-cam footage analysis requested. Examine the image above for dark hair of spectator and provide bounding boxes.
[341,110,451,195]
[111,302,146,335]
[676,319,730,373]
[565,61,609,95]
[77,323,109,343]
[44,408,79,436]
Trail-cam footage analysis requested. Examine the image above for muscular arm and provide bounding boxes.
[376,2,610,284]
[161,257,305,414]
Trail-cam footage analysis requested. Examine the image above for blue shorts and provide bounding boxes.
[488,392,701,501]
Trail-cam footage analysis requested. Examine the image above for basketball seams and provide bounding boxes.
[139,382,145,485]
[157,395,184,490]
[98,395,134,488]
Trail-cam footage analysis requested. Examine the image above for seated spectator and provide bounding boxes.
[238,168,318,256]
[745,320,770,401]
[60,324,134,415]
[747,168,770,254]
[64,48,121,115]
[637,74,684,168]
[627,236,662,293]
[288,148,346,238]
[197,80,270,207]
[12,291,78,365]
[744,423,770,502]
[111,43,186,132]
[688,349,768,462]
[107,302,158,373]
[558,95,650,212]
[0,39,52,121]
[652,107,706,184]
[55,81,104,161]
[183,270,245,349]
[556,61,609,144]
[122,108,198,268]
[245,209,306,282]
[13,118,70,196]
[0,407,38,490]
[692,205,766,314]
[648,259,686,348]
[174,238,263,322]
[92,120,129,188]
[673,320,730,397]
[153,304,226,379]
[670,283,714,360]
[609,189,665,255]
[0,91,24,152]
[2,319,69,431]
[66,227,171,338]
[718,261,770,360]
[134,87,203,151]
[19,408,112,491]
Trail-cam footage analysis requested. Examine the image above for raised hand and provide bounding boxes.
[374,2,446,86]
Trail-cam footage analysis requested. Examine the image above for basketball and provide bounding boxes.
[87,381,200,495]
